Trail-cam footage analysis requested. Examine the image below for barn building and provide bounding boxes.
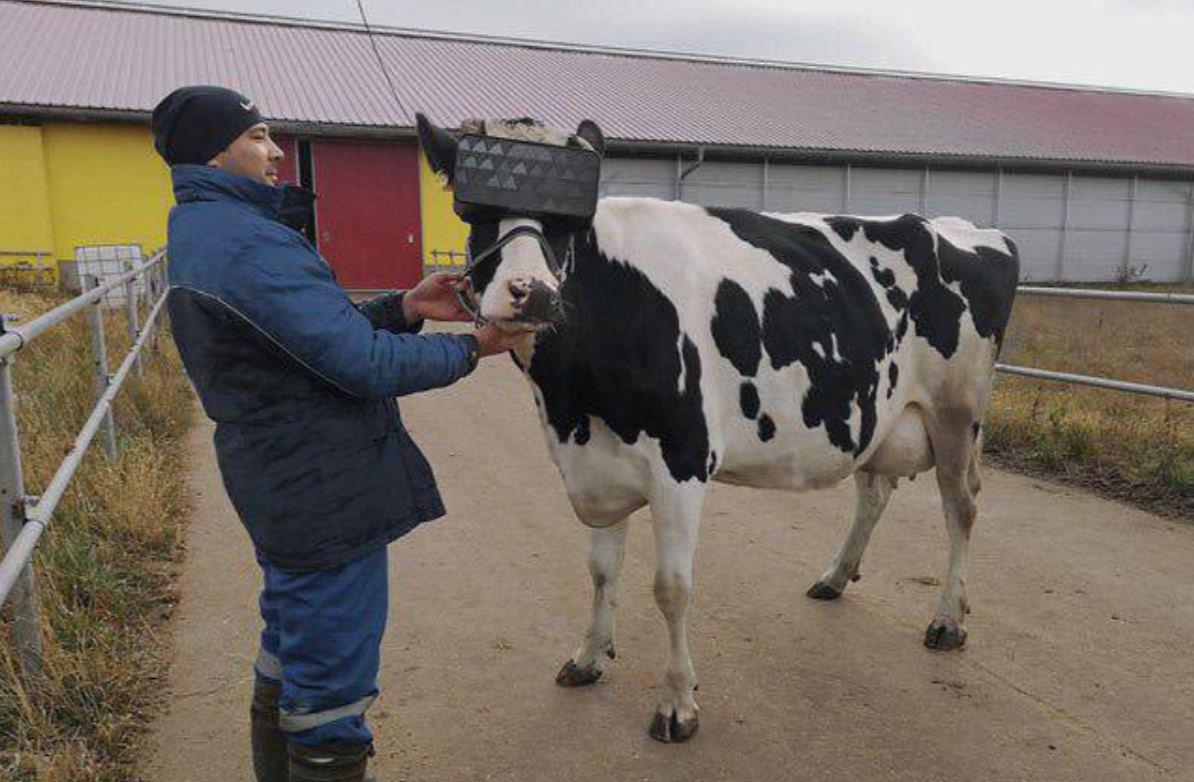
[2,0,1193,288]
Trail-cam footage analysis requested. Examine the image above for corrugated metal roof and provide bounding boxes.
[2,0,1194,170]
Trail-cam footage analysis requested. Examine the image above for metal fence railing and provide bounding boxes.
[0,250,55,286]
[996,286,1194,403]
[0,249,169,679]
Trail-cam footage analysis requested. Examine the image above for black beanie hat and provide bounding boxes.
[152,85,264,166]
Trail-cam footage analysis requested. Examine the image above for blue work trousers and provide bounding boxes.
[253,546,389,747]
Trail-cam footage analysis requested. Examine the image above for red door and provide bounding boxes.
[311,140,422,290]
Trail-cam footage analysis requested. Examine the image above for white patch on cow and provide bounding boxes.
[808,269,837,288]
[676,331,687,394]
[829,333,844,363]
[536,413,664,526]
[461,117,573,146]
[593,199,797,332]
[931,216,1012,255]
[811,342,826,359]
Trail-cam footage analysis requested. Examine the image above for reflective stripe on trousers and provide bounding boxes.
[279,693,378,733]
[255,647,283,681]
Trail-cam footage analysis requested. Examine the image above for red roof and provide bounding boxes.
[3,0,1194,170]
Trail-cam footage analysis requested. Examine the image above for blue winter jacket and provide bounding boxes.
[166,165,474,571]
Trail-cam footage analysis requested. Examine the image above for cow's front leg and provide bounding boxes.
[648,484,704,743]
[557,518,629,687]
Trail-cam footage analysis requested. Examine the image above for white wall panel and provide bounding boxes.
[598,155,1193,281]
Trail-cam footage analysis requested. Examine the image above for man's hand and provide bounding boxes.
[472,323,529,357]
[403,273,473,323]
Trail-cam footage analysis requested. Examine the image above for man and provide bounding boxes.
[152,85,522,782]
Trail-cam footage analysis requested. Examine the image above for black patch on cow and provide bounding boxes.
[828,215,964,358]
[464,222,502,296]
[869,256,896,288]
[525,233,710,483]
[939,237,1021,350]
[758,414,776,442]
[888,362,899,399]
[574,416,591,445]
[972,422,981,439]
[886,286,908,311]
[827,214,1019,356]
[896,311,909,342]
[711,279,762,377]
[708,450,718,475]
[830,220,857,242]
[708,208,890,455]
[740,382,760,420]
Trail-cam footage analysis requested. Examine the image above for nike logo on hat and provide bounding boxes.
[240,100,255,111]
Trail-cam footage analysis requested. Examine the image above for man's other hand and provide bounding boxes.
[403,273,473,323]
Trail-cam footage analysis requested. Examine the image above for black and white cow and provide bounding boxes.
[417,115,1020,743]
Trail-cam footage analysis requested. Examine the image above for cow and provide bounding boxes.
[416,114,1020,743]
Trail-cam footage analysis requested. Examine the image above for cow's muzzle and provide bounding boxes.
[509,278,564,325]
[457,224,571,327]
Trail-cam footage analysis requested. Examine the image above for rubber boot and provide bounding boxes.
[288,742,372,782]
[250,679,290,782]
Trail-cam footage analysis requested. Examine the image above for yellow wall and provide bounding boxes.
[0,122,172,283]
[418,150,469,268]
[41,123,172,266]
[0,125,56,278]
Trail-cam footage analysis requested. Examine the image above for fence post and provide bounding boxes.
[124,262,142,378]
[0,319,44,679]
[152,261,166,351]
[83,275,118,459]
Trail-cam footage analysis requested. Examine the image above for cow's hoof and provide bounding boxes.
[923,615,967,651]
[649,710,699,743]
[806,581,842,600]
[555,659,603,687]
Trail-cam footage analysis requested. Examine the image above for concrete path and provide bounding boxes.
[147,354,1194,782]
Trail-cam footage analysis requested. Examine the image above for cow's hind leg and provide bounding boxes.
[924,423,981,651]
[807,471,894,600]
[557,518,629,687]
[648,483,705,743]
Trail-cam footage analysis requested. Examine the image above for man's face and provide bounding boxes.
[209,122,284,186]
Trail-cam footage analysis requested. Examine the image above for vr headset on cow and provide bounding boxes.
[427,116,604,323]
[452,133,602,229]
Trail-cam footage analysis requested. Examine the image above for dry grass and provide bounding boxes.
[988,284,1193,518]
[0,287,194,782]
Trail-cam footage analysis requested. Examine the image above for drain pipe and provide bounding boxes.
[675,146,706,200]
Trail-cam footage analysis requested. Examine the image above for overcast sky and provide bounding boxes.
[132,0,1194,95]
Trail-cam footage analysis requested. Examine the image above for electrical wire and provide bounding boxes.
[353,0,407,122]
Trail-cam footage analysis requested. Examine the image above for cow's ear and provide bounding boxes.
[416,112,458,184]
[576,119,605,158]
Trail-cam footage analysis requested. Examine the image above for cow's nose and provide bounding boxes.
[509,277,561,323]
[508,277,534,305]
